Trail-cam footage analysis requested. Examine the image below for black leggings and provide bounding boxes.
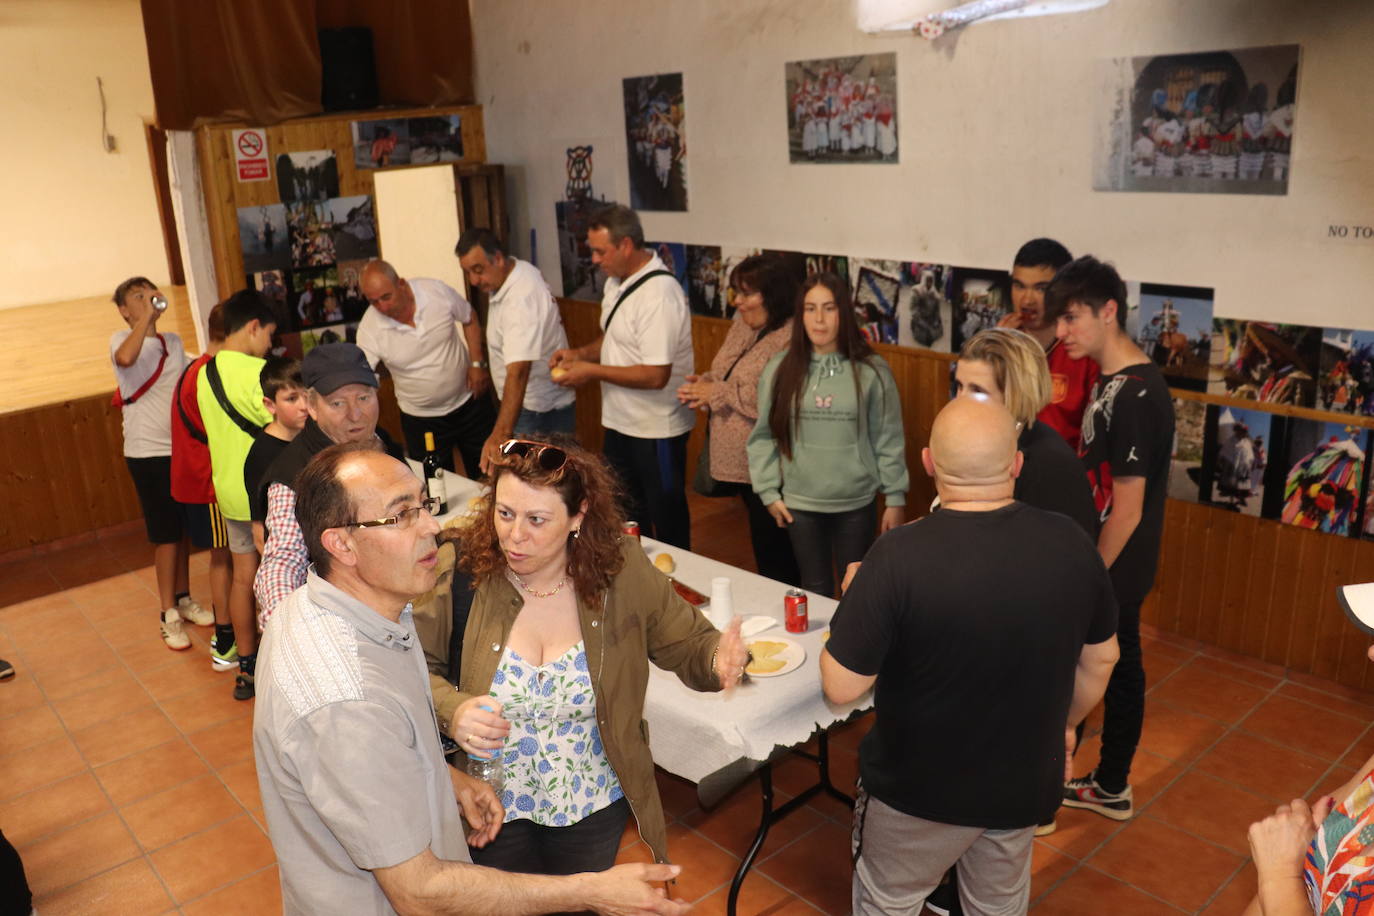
[786,501,878,598]
[471,797,632,876]
[715,482,801,587]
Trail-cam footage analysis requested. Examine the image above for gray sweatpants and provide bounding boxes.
[851,787,1034,915]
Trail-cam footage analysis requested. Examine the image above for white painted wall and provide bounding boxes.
[0,0,168,310]
[471,0,1374,327]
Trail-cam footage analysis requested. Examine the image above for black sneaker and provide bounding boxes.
[0,658,14,681]
[1062,771,1133,820]
[233,672,255,701]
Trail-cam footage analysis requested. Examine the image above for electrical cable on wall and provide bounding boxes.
[97,76,116,152]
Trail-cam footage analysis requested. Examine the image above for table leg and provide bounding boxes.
[726,730,857,916]
[727,764,775,916]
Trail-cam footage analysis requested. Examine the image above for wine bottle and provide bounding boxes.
[422,431,448,514]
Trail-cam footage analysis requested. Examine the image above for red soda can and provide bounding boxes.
[622,520,641,540]
[784,588,808,634]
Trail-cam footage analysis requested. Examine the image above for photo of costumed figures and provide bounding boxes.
[784,53,898,164]
[1097,44,1299,195]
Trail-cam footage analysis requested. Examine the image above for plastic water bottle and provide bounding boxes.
[466,702,504,792]
[467,752,504,794]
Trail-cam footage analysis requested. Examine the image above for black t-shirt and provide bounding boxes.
[1016,421,1099,540]
[244,431,291,523]
[827,504,1117,829]
[1077,362,1175,603]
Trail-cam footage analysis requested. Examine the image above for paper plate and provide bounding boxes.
[746,637,805,678]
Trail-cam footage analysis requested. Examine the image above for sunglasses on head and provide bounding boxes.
[497,439,569,473]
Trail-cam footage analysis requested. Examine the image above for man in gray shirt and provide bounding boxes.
[253,441,688,914]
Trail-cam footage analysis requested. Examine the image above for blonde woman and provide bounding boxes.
[955,327,1097,538]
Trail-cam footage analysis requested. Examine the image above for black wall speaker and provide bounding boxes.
[319,27,379,112]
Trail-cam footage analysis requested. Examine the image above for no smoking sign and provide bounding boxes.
[232,128,269,182]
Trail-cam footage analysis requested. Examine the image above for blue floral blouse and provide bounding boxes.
[488,641,624,826]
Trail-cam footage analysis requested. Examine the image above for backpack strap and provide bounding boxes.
[172,361,208,445]
[205,357,265,438]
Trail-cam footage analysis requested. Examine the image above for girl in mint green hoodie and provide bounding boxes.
[747,273,908,597]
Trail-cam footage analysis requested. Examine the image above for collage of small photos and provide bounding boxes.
[233,115,463,358]
[1167,313,1374,541]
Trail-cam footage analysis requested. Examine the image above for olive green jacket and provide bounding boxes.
[413,538,723,864]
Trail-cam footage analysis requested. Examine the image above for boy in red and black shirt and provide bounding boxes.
[998,238,1099,450]
[170,303,237,668]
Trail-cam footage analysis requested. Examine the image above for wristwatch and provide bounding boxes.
[471,360,488,369]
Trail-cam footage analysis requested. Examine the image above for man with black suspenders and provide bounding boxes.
[549,203,696,548]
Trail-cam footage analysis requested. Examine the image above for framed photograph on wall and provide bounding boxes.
[1319,328,1374,415]
[850,259,903,345]
[623,73,687,211]
[898,262,954,352]
[1131,284,1214,392]
[1270,417,1369,536]
[1210,319,1321,407]
[275,150,339,203]
[554,199,605,301]
[1198,403,1274,516]
[1170,398,1206,503]
[351,119,411,169]
[784,53,898,164]
[949,267,1011,354]
[1093,44,1299,195]
[237,204,290,273]
[645,241,689,293]
[686,245,724,316]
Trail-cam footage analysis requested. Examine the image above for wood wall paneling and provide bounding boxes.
[0,395,140,552]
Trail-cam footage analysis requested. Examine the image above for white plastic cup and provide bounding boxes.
[709,576,733,629]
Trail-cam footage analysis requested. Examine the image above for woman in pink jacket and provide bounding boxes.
[677,254,800,584]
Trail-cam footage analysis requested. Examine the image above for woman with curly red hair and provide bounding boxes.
[417,435,748,875]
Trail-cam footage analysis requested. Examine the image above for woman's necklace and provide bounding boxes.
[508,568,568,599]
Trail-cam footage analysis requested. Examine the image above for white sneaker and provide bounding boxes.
[160,608,191,651]
[176,596,214,627]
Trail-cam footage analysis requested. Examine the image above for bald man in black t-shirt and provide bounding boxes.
[823,399,1119,915]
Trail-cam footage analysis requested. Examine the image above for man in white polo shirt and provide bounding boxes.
[454,227,576,476]
[550,204,695,548]
[356,259,495,477]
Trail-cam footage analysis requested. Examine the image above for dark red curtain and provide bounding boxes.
[142,0,474,129]
[317,0,475,108]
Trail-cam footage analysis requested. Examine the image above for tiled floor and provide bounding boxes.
[3,495,1374,913]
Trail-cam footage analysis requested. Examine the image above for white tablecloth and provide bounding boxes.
[640,537,871,789]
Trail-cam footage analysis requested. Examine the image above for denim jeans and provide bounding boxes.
[513,402,576,436]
